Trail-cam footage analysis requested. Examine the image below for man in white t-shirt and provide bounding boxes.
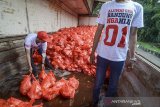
[25,31,71,77]
[90,0,144,106]
[24,31,53,76]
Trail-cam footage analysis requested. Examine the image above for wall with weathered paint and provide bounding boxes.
[27,0,78,33]
[79,16,97,25]
[0,0,78,36]
[0,0,28,36]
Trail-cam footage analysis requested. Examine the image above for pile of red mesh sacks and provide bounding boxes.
[0,97,42,107]
[33,26,110,77]
[20,69,79,101]
[0,69,79,107]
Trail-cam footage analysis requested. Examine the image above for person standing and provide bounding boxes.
[90,0,144,106]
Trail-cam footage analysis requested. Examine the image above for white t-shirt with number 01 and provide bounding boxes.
[96,0,144,61]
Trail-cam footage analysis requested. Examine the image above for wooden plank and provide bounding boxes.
[0,39,24,52]
[0,47,25,64]
[0,55,28,77]
[0,55,27,71]
[0,35,26,42]
[0,63,27,80]
[0,42,11,52]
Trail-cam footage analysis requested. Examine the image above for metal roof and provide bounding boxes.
[60,0,94,15]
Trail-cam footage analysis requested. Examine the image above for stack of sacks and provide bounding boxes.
[19,69,79,101]
[33,26,110,77]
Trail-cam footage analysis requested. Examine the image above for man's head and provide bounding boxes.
[37,31,51,43]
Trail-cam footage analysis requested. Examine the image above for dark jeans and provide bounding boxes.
[93,55,125,105]
[30,46,53,76]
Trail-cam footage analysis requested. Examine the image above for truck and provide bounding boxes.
[0,0,159,107]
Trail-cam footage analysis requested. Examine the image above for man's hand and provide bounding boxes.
[128,27,138,71]
[126,58,136,72]
[42,63,45,70]
[29,66,33,73]
[25,48,33,74]
[42,52,46,70]
[90,52,95,64]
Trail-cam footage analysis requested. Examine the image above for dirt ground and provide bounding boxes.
[0,70,105,107]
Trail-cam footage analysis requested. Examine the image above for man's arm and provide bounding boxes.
[41,52,46,69]
[126,27,138,70]
[90,24,104,64]
[91,24,104,54]
[25,48,32,72]
[129,27,138,59]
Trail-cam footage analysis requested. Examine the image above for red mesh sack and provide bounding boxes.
[20,74,32,95]
[54,78,67,89]
[32,50,42,65]
[0,99,9,107]
[51,78,67,95]
[7,97,23,106]
[38,69,47,82]
[60,83,75,99]
[42,87,58,101]
[41,71,56,90]
[18,99,34,107]
[68,76,79,89]
[48,70,56,82]
[42,78,67,101]
[33,103,43,107]
[27,75,42,100]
